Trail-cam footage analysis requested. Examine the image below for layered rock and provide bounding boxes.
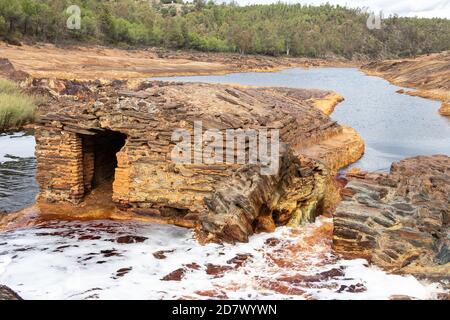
[311,92,344,115]
[287,91,364,175]
[439,103,450,116]
[0,285,22,300]
[296,126,364,173]
[34,80,352,242]
[333,155,450,281]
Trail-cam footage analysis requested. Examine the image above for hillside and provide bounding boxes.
[1,1,449,59]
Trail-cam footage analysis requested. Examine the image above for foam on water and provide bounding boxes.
[0,217,443,300]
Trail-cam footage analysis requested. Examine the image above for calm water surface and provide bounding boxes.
[153,68,450,172]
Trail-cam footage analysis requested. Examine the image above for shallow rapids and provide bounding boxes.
[0,217,443,299]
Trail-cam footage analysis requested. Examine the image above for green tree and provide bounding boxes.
[0,1,449,58]
[0,0,24,32]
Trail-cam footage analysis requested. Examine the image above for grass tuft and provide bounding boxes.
[0,78,21,95]
[0,78,37,131]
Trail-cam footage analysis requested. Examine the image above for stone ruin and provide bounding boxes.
[35,80,344,242]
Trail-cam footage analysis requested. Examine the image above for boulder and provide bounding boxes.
[0,58,30,82]
[333,155,450,281]
[439,102,450,116]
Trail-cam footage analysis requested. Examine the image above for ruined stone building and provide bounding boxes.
[35,80,345,242]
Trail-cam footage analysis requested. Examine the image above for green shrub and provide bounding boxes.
[187,33,229,52]
[0,16,6,36]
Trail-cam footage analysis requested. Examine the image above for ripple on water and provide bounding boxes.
[0,132,38,213]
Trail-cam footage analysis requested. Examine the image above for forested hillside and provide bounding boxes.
[1,0,449,58]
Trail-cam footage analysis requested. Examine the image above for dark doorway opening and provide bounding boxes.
[81,130,127,198]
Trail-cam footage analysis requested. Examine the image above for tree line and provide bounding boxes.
[1,0,449,58]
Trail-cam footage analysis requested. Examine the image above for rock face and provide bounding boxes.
[297,126,364,173]
[333,155,450,280]
[34,80,351,242]
[0,58,29,82]
[0,285,22,300]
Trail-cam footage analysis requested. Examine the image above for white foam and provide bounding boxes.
[0,133,36,163]
[0,218,445,300]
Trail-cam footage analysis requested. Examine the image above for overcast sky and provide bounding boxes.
[229,0,450,18]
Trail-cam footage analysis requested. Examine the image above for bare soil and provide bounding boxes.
[0,42,357,80]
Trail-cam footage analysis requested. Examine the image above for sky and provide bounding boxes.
[229,0,450,18]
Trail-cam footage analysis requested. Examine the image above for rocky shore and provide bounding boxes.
[0,55,366,242]
[333,155,449,286]
[362,52,450,116]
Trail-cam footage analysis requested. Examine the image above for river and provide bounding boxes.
[0,132,37,213]
[152,67,450,172]
[0,68,448,299]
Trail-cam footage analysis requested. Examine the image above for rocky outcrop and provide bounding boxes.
[0,285,22,300]
[312,92,344,115]
[278,90,364,175]
[333,155,450,281]
[33,80,355,242]
[439,103,450,116]
[0,58,29,82]
[362,52,450,113]
[296,126,364,173]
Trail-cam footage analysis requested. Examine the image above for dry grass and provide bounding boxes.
[0,78,37,131]
[0,78,21,94]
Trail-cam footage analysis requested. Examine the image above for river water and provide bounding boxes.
[0,132,37,213]
[152,67,450,172]
[0,68,448,299]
